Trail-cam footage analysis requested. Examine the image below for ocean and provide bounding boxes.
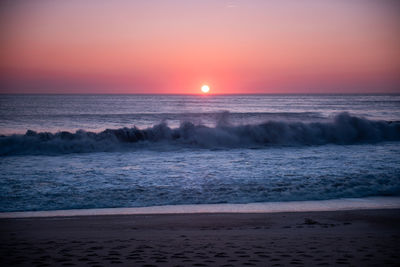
[0,94,399,212]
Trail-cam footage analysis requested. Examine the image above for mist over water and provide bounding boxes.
[0,94,399,212]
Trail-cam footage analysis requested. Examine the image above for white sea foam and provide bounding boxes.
[1,197,399,218]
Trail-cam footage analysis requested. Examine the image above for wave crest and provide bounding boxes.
[1,113,399,155]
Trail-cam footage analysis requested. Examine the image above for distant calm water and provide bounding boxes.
[0,94,399,212]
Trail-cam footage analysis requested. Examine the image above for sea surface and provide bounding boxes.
[0,94,399,212]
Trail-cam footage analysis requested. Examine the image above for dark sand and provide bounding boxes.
[1,209,399,266]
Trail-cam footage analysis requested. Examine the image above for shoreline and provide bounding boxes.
[1,208,399,266]
[1,196,400,218]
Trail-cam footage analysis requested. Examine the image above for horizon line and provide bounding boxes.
[1,92,399,96]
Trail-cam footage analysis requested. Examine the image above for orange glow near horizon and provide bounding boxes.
[0,0,399,94]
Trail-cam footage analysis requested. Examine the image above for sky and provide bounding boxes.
[0,0,399,94]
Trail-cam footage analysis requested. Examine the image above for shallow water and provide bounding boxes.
[1,143,399,212]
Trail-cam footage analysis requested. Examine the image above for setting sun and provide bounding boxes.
[201,85,210,93]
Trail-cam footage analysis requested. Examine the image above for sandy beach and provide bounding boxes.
[0,209,399,267]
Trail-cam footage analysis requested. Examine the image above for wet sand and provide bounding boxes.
[1,209,399,266]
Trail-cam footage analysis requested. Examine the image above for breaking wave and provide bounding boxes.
[1,112,399,155]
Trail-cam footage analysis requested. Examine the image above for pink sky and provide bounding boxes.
[0,0,399,94]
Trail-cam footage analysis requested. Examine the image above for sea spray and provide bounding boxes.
[1,113,399,155]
